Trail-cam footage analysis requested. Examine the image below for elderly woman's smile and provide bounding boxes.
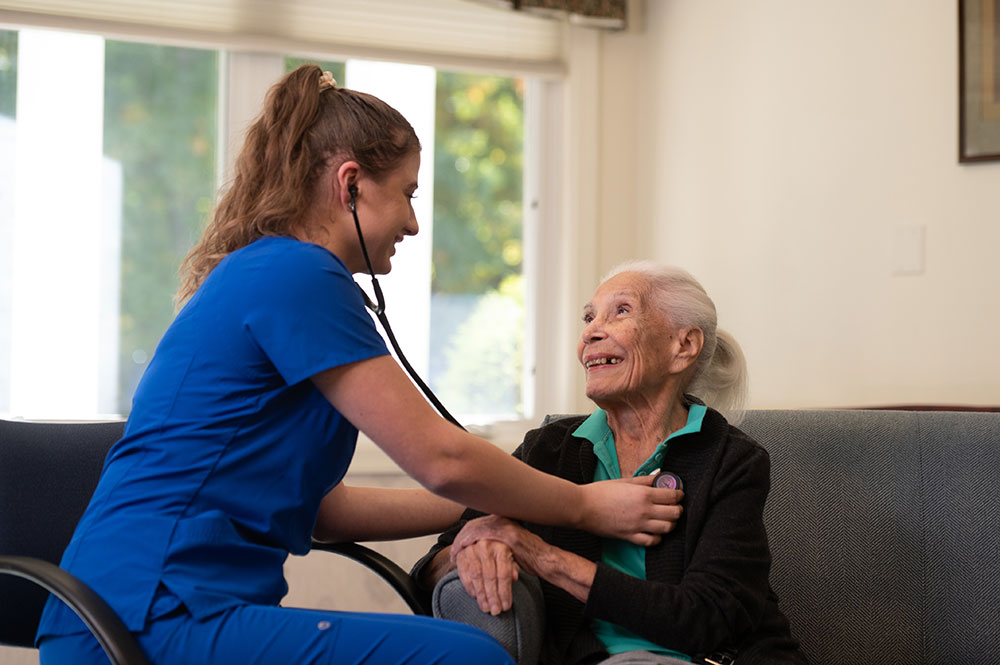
[583,355,623,369]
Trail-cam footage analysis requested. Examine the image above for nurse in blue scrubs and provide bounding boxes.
[35,65,684,665]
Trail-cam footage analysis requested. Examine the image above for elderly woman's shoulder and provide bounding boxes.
[507,415,591,473]
[536,413,588,429]
[516,414,589,453]
[527,414,588,441]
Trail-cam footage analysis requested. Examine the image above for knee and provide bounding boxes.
[430,619,515,664]
[432,572,545,665]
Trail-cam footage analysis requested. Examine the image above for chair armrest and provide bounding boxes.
[0,556,150,665]
[311,541,431,615]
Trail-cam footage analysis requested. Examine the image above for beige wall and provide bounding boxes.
[594,0,1000,408]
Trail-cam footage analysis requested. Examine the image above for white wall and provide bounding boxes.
[592,0,1000,409]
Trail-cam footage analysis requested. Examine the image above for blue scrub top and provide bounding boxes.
[38,236,389,637]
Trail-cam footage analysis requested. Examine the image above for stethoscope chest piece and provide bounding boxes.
[652,471,683,491]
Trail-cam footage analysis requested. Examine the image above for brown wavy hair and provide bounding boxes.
[176,64,421,305]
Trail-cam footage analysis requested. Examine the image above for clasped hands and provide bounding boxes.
[449,479,683,616]
[449,514,543,616]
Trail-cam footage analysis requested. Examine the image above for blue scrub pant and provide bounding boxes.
[39,603,515,665]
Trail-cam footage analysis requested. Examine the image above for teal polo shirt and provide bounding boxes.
[573,404,707,661]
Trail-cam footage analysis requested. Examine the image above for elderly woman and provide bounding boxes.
[414,261,807,665]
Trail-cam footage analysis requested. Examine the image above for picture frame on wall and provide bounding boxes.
[959,0,1000,162]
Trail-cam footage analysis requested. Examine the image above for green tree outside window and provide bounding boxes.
[0,30,16,118]
[103,41,218,414]
[431,73,524,419]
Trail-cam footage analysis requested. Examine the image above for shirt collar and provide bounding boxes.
[574,404,707,478]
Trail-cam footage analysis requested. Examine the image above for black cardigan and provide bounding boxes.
[413,408,808,665]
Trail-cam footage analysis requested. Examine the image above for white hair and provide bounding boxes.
[601,260,749,424]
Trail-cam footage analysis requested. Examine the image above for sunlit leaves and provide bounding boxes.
[104,41,219,412]
[0,30,17,118]
[432,71,523,295]
[431,71,526,417]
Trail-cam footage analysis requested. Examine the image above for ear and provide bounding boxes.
[334,160,361,210]
[669,326,704,375]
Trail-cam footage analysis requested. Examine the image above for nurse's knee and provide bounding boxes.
[431,620,515,665]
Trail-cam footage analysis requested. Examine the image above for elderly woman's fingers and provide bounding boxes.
[455,539,517,615]
[455,542,490,612]
[451,514,519,558]
[492,541,518,612]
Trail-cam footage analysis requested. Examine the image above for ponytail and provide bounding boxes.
[688,327,749,425]
[177,64,419,305]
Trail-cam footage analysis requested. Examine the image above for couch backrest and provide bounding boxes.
[740,409,1000,665]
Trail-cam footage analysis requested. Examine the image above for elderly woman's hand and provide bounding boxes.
[453,514,603,606]
[453,539,518,615]
[451,516,523,615]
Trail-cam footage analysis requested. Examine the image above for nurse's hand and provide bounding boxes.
[577,476,684,546]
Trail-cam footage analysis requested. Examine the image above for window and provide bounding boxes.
[1,29,530,426]
[1,28,218,418]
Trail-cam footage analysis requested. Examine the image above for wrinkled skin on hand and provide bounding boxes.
[451,515,550,615]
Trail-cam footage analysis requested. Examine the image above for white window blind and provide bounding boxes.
[0,0,565,75]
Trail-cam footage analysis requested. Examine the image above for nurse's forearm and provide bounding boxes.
[313,484,465,542]
[314,355,677,544]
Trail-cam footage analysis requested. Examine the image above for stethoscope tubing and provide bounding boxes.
[350,189,466,431]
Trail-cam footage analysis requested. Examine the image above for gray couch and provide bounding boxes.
[739,409,1000,664]
[434,408,1000,665]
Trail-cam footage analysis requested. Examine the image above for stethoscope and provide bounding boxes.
[348,184,687,493]
[348,184,466,431]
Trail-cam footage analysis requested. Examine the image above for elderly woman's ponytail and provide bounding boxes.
[688,327,749,425]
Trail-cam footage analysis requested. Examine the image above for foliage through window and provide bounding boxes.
[105,41,219,414]
[0,30,16,118]
[431,73,524,420]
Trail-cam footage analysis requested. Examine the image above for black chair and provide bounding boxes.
[0,418,430,665]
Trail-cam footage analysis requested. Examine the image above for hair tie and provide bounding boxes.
[318,71,337,91]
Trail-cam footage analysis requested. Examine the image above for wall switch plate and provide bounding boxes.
[892,225,925,275]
